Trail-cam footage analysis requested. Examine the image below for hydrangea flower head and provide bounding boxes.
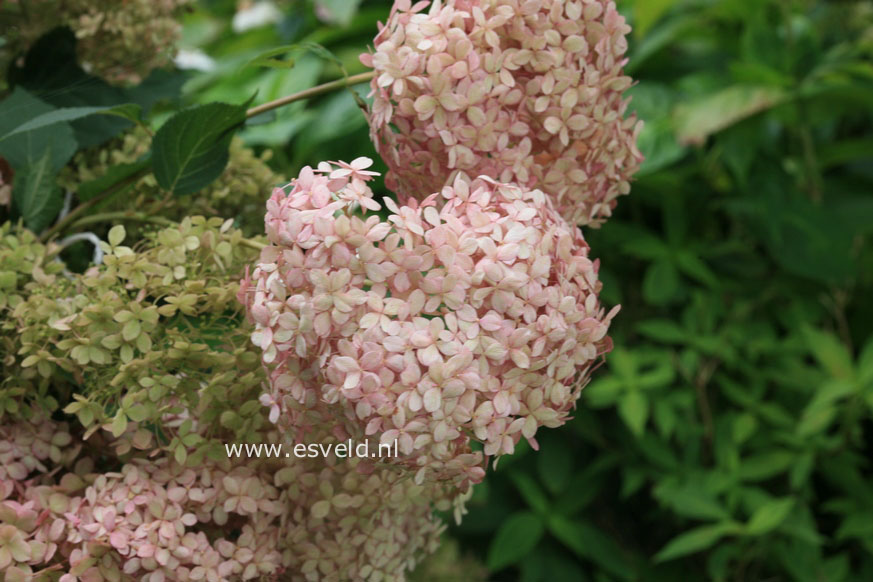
[0,413,448,581]
[241,159,618,488]
[361,0,644,226]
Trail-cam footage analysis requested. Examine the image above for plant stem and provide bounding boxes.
[245,71,376,119]
[70,211,176,230]
[40,167,150,243]
[67,211,267,251]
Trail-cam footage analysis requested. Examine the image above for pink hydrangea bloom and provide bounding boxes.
[241,159,618,489]
[361,0,644,226]
[1,412,448,581]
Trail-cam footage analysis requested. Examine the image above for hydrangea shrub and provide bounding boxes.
[0,0,641,579]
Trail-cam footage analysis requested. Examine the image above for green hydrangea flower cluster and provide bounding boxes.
[4,217,270,458]
[0,223,67,417]
[60,129,283,236]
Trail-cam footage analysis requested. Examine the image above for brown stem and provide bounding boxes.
[245,71,376,119]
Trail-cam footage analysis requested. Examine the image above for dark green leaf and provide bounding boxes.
[637,319,686,343]
[487,511,545,571]
[12,148,62,232]
[0,89,77,173]
[0,103,141,141]
[151,102,247,195]
[654,522,740,562]
[746,498,796,535]
[536,437,573,496]
[737,450,795,481]
[510,472,550,515]
[643,259,680,305]
[9,27,132,147]
[548,516,635,580]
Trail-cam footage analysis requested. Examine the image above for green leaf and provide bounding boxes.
[634,0,678,38]
[802,327,854,380]
[246,42,342,70]
[510,472,550,515]
[675,251,718,287]
[12,148,62,232]
[619,391,649,436]
[9,28,133,147]
[653,481,731,521]
[0,89,78,174]
[654,522,740,562]
[674,86,789,145]
[536,438,573,495]
[487,511,544,571]
[0,103,141,142]
[637,319,686,343]
[548,516,634,581]
[737,450,795,481]
[626,84,686,175]
[796,404,838,438]
[746,498,796,535]
[642,259,680,305]
[151,102,246,195]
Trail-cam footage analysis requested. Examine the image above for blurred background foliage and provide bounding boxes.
[3,0,873,580]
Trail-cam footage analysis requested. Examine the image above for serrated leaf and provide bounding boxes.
[746,498,795,535]
[151,102,246,195]
[654,522,739,562]
[487,511,544,571]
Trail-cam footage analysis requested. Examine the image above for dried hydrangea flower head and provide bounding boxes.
[361,0,644,226]
[241,159,618,489]
[10,0,191,84]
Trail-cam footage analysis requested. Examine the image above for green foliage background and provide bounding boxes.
[3,0,873,580]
